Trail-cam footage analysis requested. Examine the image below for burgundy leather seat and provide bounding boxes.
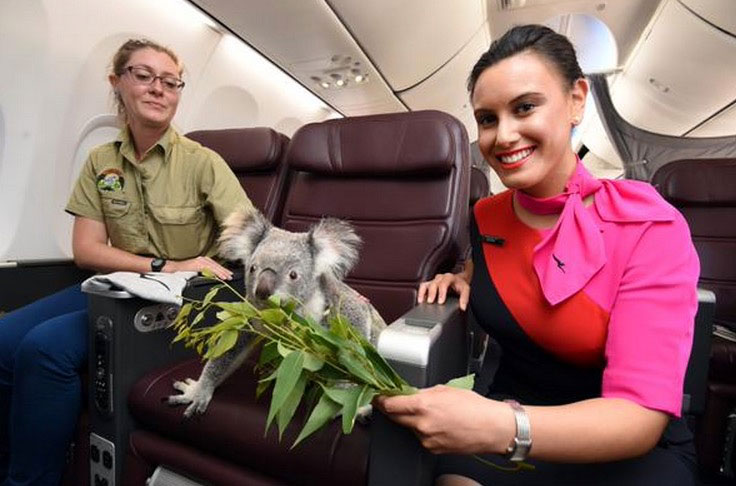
[186,127,290,221]
[652,158,736,474]
[124,110,471,485]
[60,127,290,486]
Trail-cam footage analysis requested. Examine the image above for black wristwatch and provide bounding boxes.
[150,258,167,272]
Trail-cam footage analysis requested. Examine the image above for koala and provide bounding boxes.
[167,208,387,418]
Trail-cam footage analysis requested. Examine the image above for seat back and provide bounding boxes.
[186,127,289,222]
[280,110,471,323]
[652,159,736,332]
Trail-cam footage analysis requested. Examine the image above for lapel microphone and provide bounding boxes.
[481,234,505,246]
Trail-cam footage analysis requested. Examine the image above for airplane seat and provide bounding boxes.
[455,166,491,268]
[185,127,291,222]
[76,127,291,486]
[651,158,736,475]
[469,166,491,208]
[122,109,472,486]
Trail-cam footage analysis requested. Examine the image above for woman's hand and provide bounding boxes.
[417,270,471,310]
[374,386,515,455]
[165,256,233,280]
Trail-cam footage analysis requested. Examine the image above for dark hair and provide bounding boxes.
[467,24,583,96]
[110,39,183,120]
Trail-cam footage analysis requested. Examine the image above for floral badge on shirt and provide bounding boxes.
[96,168,125,192]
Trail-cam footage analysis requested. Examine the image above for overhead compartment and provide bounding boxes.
[611,0,736,136]
[687,102,736,137]
[680,0,736,36]
[327,0,486,92]
[398,24,490,142]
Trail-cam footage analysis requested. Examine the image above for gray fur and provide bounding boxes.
[168,208,386,417]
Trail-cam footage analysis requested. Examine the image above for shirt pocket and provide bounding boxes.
[148,204,207,258]
[100,197,140,252]
[101,197,131,219]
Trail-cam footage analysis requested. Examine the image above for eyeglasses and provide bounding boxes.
[124,66,185,92]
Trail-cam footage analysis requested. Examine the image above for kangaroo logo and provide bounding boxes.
[552,254,566,273]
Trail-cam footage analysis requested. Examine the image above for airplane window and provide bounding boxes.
[543,13,618,75]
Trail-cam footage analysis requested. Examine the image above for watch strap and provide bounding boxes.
[504,399,532,461]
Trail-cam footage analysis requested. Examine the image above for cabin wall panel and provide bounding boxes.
[1,0,338,261]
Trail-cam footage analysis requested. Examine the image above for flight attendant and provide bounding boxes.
[0,38,251,485]
[376,24,699,486]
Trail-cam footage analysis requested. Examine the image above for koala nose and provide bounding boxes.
[255,269,277,301]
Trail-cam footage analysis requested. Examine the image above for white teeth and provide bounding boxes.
[498,148,532,164]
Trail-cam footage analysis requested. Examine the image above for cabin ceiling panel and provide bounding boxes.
[687,102,736,138]
[326,0,487,92]
[611,0,736,136]
[191,0,406,116]
[486,0,660,66]
[399,25,490,143]
[680,0,736,36]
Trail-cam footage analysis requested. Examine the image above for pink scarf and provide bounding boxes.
[515,161,674,306]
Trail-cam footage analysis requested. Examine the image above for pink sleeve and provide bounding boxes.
[601,213,700,417]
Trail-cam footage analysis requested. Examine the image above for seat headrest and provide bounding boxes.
[469,166,490,206]
[186,127,286,172]
[286,110,464,176]
[652,159,736,206]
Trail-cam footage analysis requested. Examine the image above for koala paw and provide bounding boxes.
[356,404,373,425]
[167,378,214,418]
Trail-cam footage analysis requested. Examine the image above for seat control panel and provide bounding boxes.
[93,316,114,418]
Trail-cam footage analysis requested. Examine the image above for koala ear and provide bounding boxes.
[218,207,271,263]
[309,218,362,279]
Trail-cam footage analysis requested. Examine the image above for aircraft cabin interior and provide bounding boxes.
[1,0,735,485]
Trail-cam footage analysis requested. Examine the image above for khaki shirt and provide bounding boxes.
[66,126,252,259]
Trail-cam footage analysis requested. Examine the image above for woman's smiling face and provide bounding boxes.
[471,50,586,198]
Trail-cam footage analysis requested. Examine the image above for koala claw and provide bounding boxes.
[167,378,215,418]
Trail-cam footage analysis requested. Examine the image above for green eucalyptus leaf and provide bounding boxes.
[216,301,258,319]
[200,284,223,308]
[321,384,355,405]
[190,311,206,328]
[363,343,408,389]
[337,348,378,387]
[205,328,239,359]
[292,392,341,448]
[302,352,324,372]
[341,385,376,434]
[258,341,280,368]
[266,350,305,432]
[260,308,287,325]
[445,374,475,390]
[200,268,217,279]
[277,372,307,440]
[277,341,293,358]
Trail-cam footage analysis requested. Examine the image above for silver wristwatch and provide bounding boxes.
[504,399,532,461]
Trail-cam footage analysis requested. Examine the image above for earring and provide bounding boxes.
[572,117,581,126]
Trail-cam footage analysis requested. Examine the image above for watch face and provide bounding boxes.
[151,258,166,272]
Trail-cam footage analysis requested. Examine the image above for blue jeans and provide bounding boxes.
[0,285,88,486]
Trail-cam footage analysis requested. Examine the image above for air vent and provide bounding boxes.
[498,0,523,10]
[497,0,569,10]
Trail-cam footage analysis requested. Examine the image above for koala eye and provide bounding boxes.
[249,265,256,274]
[289,270,298,280]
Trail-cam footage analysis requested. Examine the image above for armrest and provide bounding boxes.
[83,276,242,486]
[377,297,469,388]
[683,288,716,415]
[368,298,469,486]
